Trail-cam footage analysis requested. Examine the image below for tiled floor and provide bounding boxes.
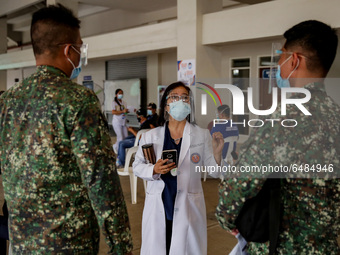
[98,176,237,255]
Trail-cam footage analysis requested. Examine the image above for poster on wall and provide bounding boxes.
[177,59,196,86]
[157,85,167,108]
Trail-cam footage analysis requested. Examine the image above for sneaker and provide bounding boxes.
[113,145,118,154]
[116,158,123,167]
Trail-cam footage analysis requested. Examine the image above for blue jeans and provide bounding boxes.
[118,135,136,166]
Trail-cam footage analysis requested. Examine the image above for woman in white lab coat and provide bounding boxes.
[133,82,224,255]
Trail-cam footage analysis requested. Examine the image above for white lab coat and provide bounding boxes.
[133,122,221,255]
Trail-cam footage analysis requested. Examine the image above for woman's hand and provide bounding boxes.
[212,132,224,165]
[231,228,239,236]
[153,159,176,175]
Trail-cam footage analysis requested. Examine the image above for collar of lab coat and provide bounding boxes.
[153,121,192,169]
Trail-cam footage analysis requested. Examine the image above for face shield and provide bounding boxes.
[61,43,88,67]
[77,43,88,66]
[164,88,196,123]
[268,42,283,92]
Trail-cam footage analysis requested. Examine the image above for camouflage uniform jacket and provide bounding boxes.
[0,66,133,254]
[216,82,340,254]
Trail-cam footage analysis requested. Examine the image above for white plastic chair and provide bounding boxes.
[203,135,239,181]
[117,129,149,204]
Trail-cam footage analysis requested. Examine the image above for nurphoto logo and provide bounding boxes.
[198,83,312,128]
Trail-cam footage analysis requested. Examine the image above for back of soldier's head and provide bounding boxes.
[283,20,338,75]
[31,4,81,58]
[217,105,230,118]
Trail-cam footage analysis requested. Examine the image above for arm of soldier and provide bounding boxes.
[70,96,133,254]
[215,120,273,232]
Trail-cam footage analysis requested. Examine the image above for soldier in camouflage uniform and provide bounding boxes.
[216,20,340,254]
[0,4,132,254]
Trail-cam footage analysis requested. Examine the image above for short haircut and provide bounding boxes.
[31,4,81,57]
[283,20,338,74]
[136,108,147,118]
[148,103,157,109]
[217,105,230,117]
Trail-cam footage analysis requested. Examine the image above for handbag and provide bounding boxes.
[235,178,282,254]
[0,200,9,240]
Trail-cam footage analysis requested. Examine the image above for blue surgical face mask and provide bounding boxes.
[69,61,82,80]
[147,109,152,116]
[276,55,299,89]
[117,94,123,100]
[65,46,82,80]
[168,100,191,121]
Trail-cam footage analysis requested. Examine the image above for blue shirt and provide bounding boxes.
[161,123,181,221]
[210,120,239,159]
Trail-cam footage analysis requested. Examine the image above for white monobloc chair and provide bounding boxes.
[117,129,149,204]
[203,135,239,182]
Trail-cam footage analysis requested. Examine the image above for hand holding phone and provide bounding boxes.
[153,158,176,175]
[162,150,178,176]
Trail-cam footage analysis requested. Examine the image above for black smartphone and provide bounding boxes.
[231,151,238,160]
[162,149,177,165]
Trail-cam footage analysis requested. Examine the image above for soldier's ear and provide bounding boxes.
[63,44,72,57]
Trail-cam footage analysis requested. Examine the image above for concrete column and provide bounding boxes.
[147,54,161,105]
[177,0,222,126]
[0,17,7,91]
[177,0,222,78]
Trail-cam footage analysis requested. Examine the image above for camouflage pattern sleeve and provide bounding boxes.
[216,82,340,254]
[70,95,133,254]
[215,122,269,232]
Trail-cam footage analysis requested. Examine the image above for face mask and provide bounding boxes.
[147,109,152,116]
[65,46,82,80]
[168,100,191,121]
[69,61,82,80]
[137,117,141,122]
[117,94,123,100]
[276,55,299,89]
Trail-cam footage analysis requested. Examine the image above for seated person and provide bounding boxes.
[117,109,151,167]
[147,102,159,128]
[210,105,239,164]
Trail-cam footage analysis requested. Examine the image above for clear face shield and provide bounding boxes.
[164,89,195,123]
[78,43,88,66]
[61,43,88,67]
[268,42,283,92]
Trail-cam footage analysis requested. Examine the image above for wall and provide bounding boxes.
[7,66,36,89]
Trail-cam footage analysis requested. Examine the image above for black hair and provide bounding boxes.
[158,81,195,126]
[114,89,123,107]
[136,108,147,118]
[283,20,338,74]
[217,105,230,118]
[31,4,81,57]
[148,102,157,109]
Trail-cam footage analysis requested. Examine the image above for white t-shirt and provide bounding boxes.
[112,99,127,126]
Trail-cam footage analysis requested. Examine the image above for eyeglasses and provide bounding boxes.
[275,50,307,59]
[166,94,190,103]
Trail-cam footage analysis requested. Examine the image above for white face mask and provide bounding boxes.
[117,94,123,100]
[168,101,191,121]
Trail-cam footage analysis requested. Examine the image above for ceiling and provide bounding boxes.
[2,0,272,48]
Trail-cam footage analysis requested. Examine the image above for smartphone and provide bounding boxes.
[162,149,178,176]
[162,149,177,165]
[231,151,238,160]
